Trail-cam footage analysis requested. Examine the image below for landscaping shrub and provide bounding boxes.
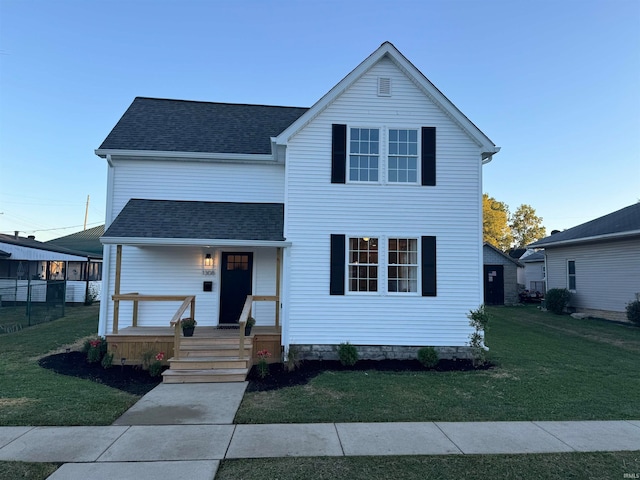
[626,294,640,326]
[285,345,302,372]
[101,351,114,369]
[468,305,490,367]
[85,337,107,364]
[337,342,358,366]
[417,347,439,368]
[545,288,571,315]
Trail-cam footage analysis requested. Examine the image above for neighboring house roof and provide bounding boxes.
[275,41,500,163]
[0,234,101,259]
[508,248,527,259]
[521,251,545,263]
[483,243,524,267]
[46,225,105,256]
[97,98,308,155]
[102,199,285,244]
[529,203,640,248]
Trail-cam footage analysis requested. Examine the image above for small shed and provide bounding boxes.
[483,243,523,305]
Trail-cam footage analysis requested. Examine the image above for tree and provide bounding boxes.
[483,194,512,251]
[510,204,546,248]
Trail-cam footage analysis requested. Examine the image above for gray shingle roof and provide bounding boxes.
[521,251,544,263]
[47,225,105,256]
[98,97,308,155]
[103,199,285,242]
[0,234,101,259]
[529,203,640,248]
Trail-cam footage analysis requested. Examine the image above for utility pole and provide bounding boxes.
[83,195,90,231]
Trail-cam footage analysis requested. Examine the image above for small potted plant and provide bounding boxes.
[244,316,256,336]
[180,317,197,337]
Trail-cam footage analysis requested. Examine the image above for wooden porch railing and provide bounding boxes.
[237,294,279,360]
[111,293,195,360]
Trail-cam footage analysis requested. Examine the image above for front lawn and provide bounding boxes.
[216,452,640,480]
[235,306,640,424]
[0,305,143,426]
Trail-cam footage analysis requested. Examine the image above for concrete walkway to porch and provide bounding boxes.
[0,383,638,480]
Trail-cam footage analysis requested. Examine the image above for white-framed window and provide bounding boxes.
[348,237,379,292]
[349,128,379,182]
[567,260,576,291]
[388,129,419,183]
[388,238,418,293]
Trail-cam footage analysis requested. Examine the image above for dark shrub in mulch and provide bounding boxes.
[246,358,492,392]
[38,351,162,395]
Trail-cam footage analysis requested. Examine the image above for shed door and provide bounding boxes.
[484,265,504,306]
[219,252,253,324]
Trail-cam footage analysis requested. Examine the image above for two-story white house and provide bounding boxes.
[96,42,500,382]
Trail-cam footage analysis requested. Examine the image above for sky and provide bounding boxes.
[0,0,638,242]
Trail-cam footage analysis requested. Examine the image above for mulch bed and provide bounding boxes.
[38,351,163,395]
[246,358,492,392]
[38,353,491,395]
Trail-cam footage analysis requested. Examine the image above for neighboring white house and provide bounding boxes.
[529,203,640,322]
[521,251,545,294]
[96,42,500,359]
[0,232,102,305]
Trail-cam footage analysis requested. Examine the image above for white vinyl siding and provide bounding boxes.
[100,246,278,333]
[109,159,284,222]
[284,56,484,347]
[545,238,640,313]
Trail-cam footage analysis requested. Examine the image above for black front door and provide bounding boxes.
[484,265,504,306]
[219,252,253,324]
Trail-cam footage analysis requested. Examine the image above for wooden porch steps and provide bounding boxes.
[162,368,248,383]
[162,335,253,383]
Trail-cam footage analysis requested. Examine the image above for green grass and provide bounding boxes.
[216,451,640,480]
[0,304,142,426]
[0,462,59,480]
[236,306,640,423]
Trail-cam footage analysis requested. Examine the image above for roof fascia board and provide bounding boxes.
[95,149,276,164]
[275,42,500,159]
[100,237,291,248]
[530,229,640,248]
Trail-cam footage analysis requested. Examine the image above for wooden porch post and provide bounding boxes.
[131,292,139,327]
[275,247,281,329]
[112,245,122,334]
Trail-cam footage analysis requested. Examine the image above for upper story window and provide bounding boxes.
[348,237,378,292]
[349,128,379,182]
[388,129,418,183]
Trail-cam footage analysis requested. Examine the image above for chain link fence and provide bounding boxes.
[0,279,66,333]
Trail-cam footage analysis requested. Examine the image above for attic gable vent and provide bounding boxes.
[377,77,391,96]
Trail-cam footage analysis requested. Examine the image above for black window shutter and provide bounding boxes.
[421,127,436,186]
[330,234,346,295]
[421,236,437,296]
[331,124,347,184]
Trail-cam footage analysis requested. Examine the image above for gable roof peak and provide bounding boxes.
[275,42,499,162]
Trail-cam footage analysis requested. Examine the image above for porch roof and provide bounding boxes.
[102,199,287,246]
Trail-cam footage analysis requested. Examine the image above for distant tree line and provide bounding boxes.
[483,194,546,251]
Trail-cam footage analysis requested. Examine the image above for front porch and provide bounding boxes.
[106,293,282,382]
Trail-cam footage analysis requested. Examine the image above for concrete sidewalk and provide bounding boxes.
[0,420,639,479]
[0,382,638,480]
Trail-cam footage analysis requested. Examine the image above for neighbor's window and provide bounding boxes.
[388,238,418,292]
[388,129,418,183]
[349,128,379,182]
[67,262,86,281]
[567,260,576,291]
[48,261,65,281]
[348,237,378,292]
